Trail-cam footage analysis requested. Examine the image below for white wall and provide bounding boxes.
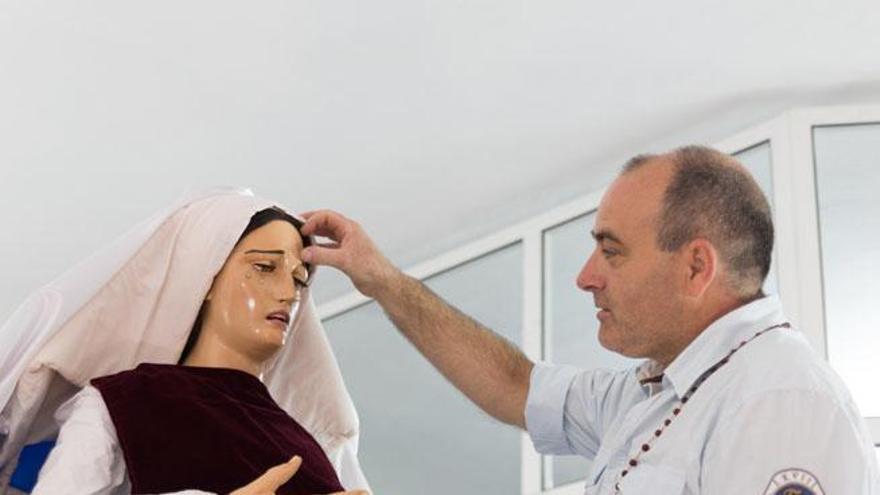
[3,0,880,321]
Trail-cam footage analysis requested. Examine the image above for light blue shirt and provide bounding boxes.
[525,296,879,494]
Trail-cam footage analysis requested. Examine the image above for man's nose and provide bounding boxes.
[576,251,604,292]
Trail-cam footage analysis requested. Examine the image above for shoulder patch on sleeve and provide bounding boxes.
[763,468,825,495]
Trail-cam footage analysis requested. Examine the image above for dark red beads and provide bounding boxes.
[611,322,791,494]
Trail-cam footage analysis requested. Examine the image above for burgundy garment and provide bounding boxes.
[91,363,344,495]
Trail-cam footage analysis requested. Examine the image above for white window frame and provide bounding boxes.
[317,103,880,495]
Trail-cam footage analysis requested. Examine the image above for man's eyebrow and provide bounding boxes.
[591,229,624,245]
[244,249,284,255]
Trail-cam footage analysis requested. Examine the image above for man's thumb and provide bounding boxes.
[302,245,344,269]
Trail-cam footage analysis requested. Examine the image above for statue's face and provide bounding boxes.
[202,220,309,362]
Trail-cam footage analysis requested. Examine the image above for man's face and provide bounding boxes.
[576,160,687,364]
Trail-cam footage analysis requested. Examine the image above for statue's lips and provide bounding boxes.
[266,311,290,330]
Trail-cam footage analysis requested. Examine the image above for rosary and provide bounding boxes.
[613,321,791,493]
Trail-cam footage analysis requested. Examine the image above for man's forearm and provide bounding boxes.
[372,270,534,428]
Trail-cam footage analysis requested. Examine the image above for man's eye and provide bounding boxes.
[254,263,275,273]
[294,278,308,289]
[602,249,617,258]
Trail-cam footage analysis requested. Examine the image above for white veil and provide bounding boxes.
[0,188,368,491]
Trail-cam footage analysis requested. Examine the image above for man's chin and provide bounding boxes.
[597,325,620,353]
[597,324,640,358]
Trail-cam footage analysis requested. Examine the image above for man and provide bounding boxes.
[300,146,879,494]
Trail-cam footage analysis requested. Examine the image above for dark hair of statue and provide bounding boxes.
[177,207,313,364]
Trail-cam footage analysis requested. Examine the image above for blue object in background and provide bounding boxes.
[10,440,55,492]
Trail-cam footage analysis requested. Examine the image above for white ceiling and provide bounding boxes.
[2,0,880,317]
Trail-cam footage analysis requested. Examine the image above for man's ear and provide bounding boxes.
[684,238,717,298]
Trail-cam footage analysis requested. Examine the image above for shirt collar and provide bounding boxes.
[659,295,789,398]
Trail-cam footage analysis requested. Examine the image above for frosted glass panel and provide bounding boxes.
[322,243,523,494]
[734,142,774,208]
[733,142,778,294]
[310,267,356,303]
[814,123,880,418]
[544,213,639,487]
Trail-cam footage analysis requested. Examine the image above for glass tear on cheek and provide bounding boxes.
[247,298,256,312]
[244,272,252,280]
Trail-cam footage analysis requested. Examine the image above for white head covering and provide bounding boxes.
[0,188,368,490]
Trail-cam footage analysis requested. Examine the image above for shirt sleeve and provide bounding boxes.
[701,388,880,494]
[525,362,634,458]
[33,386,215,495]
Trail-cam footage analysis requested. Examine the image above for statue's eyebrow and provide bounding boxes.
[244,249,284,255]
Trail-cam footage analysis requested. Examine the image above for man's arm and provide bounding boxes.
[300,210,534,428]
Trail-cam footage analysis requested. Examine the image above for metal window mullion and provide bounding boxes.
[783,110,829,358]
[521,230,544,494]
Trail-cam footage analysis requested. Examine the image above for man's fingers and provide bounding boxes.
[302,244,345,269]
[315,241,341,250]
[298,209,393,298]
[300,210,350,239]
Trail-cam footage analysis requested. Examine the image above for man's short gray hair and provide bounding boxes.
[622,145,774,297]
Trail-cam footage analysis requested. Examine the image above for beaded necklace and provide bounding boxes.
[613,321,791,493]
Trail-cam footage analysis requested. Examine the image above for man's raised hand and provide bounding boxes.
[300,210,399,299]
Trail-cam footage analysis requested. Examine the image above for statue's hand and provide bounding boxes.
[230,456,301,495]
[229,455,371,495]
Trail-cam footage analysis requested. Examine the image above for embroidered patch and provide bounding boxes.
[763,468,825,495]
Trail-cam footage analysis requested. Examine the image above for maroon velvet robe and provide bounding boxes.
[91,363,345,495]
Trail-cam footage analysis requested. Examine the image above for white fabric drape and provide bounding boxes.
[0,188,368,491]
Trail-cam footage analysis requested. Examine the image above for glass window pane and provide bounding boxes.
[310,267,356,303]
[544,213,638,487]
[323,243,523,494]
[814,123,880,418]
[733,142,778,294]
[734,142,774,208]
